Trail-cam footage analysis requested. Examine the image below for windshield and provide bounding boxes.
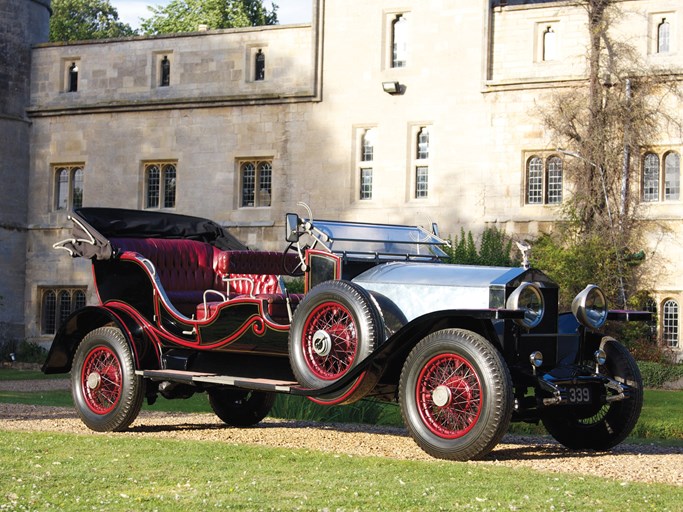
[313,220,449,260]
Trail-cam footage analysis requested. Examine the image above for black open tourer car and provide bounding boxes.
[43,205,648,461]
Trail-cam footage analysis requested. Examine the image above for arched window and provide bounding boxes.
[664,151,680,200]
[68,62,79,92]
[658,18,670,54]
[642,152,660,202]
[255,49,265,81]
[41,287,87,335]
[41,290,56,334]
[361,129,375,162]
[54,165,84,211]
[526,156,543,204]
[542,26,556,61]
[56,168,69,210]
[145,162,177,209]
[392,15,408,68]
[417,127,429,160]
[73,168,84,209]
[663,299,679,348]
[160,55,170,86]
[546,156,563,204]
[240,160,273,208]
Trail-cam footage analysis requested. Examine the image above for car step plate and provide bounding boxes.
[138,369,298,393]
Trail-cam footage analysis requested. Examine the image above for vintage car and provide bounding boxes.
[43,205,648,461]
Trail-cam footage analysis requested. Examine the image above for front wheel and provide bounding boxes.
[208,388,275,427]
[541,337,643,450]
[71,326,144,432]
[399,329,513,461]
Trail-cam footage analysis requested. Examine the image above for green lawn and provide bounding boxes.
[0,430,681,512]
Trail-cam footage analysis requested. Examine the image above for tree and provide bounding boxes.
[49,0,136,42]
[534,0,682,308]
[140,0,278,35]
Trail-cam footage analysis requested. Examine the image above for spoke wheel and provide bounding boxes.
[72,327,144,432]
[416,353,482,439]
[81,346,123,415]
[289,280,383,404]
[541,337,643,450]
[399,329,512,461]
[302,302,358,380]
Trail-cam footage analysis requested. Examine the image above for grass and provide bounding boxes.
[1,430,681,512]
[1,369,682,445]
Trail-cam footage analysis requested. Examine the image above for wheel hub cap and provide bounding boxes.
[86,372,101,390]
[312,330,332,357]
[432,385,452,407]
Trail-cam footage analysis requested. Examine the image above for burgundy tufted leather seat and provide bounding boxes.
[111,238,302,323]
[111,237,223,316]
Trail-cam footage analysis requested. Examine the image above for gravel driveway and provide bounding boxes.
[1,379,681,486]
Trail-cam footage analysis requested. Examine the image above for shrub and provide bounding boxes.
[638,360,683,388]
[446,227,518,267]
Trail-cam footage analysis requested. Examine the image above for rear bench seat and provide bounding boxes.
[110,238,302,323]
[198,250,303,323]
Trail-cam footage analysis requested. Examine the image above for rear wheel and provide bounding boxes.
[208,388,275,427]
[399,329,513,461]
[71,326,144,432]
[541,337,643,450]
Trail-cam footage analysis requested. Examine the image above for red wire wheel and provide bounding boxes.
[80,346,123,415]
[399,329,513,461]
[415,353,482,438]
[288,280,384,404]
[72,327,144,432]
[301,301,358,380]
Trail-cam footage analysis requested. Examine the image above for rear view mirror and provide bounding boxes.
[285,213,300,242]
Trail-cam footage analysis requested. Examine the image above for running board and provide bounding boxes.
[137,369,300,394]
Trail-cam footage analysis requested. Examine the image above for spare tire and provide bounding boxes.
[288,280,383,403]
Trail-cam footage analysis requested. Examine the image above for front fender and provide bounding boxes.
[41,306,160,374]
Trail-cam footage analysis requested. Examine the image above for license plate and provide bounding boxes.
[566,386,592,404]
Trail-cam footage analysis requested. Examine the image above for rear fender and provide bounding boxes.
[41,306,160,374]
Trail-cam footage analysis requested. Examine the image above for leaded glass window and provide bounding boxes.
[360,168,373,200]
[392,15,408,68]
[54,165,84,211]
[41,287,87,335]
[546,157,563,204]
[663,299,679,348]
[664,151,680,201]
[417,127,429,160]
[361,129,375,162]
[416,166,428,199]
[145,162,176,209]
[658,18,670,54]
[526,157,543,204]
[642,153,660,202]
[240,160,272,207]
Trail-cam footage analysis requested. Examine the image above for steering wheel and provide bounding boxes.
[282,241,307,276]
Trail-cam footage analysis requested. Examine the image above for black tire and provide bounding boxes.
[399,329,513,461]
[208,388,276,427]
[71,326,144,432]
[288,280,383,404]
[541,337,643,450]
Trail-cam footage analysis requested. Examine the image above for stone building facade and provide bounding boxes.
[2,0,682,359]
